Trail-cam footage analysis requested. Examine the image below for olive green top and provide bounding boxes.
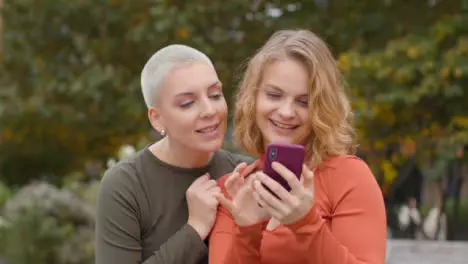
[95,146,253,264]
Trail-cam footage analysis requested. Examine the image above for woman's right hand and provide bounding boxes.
[214,164,270,226]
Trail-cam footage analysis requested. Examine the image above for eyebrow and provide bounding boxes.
[174,81,222,98]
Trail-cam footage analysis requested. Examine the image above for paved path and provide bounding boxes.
[386,239,468,264]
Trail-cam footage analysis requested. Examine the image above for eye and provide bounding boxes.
[210,92,223,100]
[266,92,281,99]
[296,99,309,107]
[179,100,194,108]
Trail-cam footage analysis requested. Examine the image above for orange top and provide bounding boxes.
[209,155,387,264]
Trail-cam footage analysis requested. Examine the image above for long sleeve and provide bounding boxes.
[95,165,207,264]
[209,205,267,264]
[284,157,387,264]
[209,172,267,264]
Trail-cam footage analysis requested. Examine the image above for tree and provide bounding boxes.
[0,0,465,186]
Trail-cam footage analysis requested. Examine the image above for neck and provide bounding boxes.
[149,137,214,169]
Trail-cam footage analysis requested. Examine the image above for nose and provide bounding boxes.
[200,97,216,118]
[278,101,295,119]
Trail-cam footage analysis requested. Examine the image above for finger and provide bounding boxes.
[225,171,238,189]
[189,174,210,189]
[201,178,217,190]
[255,172,291,201]
[225,172,242,196]
[192,174,210,186]
[253,179,290,215]
[252,190,268,208]
[271,162,303,191]
[232,162,247,178]
[208,186,221,195]
[226,162,247,192]
[302,165,315,189]
[240,162,257,177]
[214,193,237,215]
[252,188,283,220]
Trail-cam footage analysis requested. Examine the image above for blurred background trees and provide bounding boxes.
[1,0,468,262]
[1,0,466,185]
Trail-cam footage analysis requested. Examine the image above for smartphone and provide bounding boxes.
[263,143,305,192]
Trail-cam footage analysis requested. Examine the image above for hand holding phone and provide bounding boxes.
[263,143,305,192]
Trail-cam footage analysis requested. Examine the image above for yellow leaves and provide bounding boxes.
[428,123,443,139]
[374,140,385,150]
[454,67,463,78]
[375,104,396,125]
[459,37,468,54]
[176,28,190,39]
[439,66,463,80]
[421,127,430,137]
[1,128,14,141]
[392,68,411,83]
[406,46,420,59]
[109,0,122,6]
[381,160,398,185]
[453,116,468,127]
[338,53,350,72]
[441,67,450,80]
[377,67,393,79]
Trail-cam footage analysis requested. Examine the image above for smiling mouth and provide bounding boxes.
[269,119,299,130]
[196,124,219,133]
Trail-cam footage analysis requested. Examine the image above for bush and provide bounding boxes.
[0,182,11,208]
[0,181,98,264]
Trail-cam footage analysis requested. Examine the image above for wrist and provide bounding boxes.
[187,219,209,240]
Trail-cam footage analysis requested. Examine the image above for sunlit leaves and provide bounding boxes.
[345,14,468,182]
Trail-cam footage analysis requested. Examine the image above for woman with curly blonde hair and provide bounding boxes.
[209,29,387,264]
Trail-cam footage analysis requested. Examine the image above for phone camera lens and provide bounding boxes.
[270,148,277,160]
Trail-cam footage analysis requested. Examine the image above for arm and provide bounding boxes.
[209,175,267,264]
[95,165,207,264]
[284,157,387,264]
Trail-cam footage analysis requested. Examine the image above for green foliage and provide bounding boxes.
[341,13,468,186]
[0,181,11,207]
[0,207,74,264]
[1,0,467,186]
[0,180,97,264]
[0,0,462,185]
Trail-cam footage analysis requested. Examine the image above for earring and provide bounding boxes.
[160,129,166,136]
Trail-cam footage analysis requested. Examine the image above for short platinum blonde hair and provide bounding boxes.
[140,44,214,107]
[234,29,357,166]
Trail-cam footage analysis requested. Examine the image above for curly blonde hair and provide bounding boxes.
[233,29,357,166]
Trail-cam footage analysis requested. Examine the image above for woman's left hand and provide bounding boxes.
[252,163,315,225]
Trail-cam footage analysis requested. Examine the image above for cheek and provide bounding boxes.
[255,103,268,125]
[217,100,228,117]
[255,96,272,117]
[298,109,312,128]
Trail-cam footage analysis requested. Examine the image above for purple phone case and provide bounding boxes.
[263,143,305,192]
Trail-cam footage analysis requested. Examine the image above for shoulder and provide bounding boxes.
[216,149,255,167]
[318,155,384,211]
[209,149,255,180]
[99,152,143,200]
[321,155,372,176]
[318,155,379,191]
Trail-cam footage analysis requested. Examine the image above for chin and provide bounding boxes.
[264,133,296,145]
[195,139,224,153]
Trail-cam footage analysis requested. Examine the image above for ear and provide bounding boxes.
[148,106,165,136]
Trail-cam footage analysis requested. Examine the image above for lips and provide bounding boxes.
[269,119,299,130]
[196,123,219,133]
